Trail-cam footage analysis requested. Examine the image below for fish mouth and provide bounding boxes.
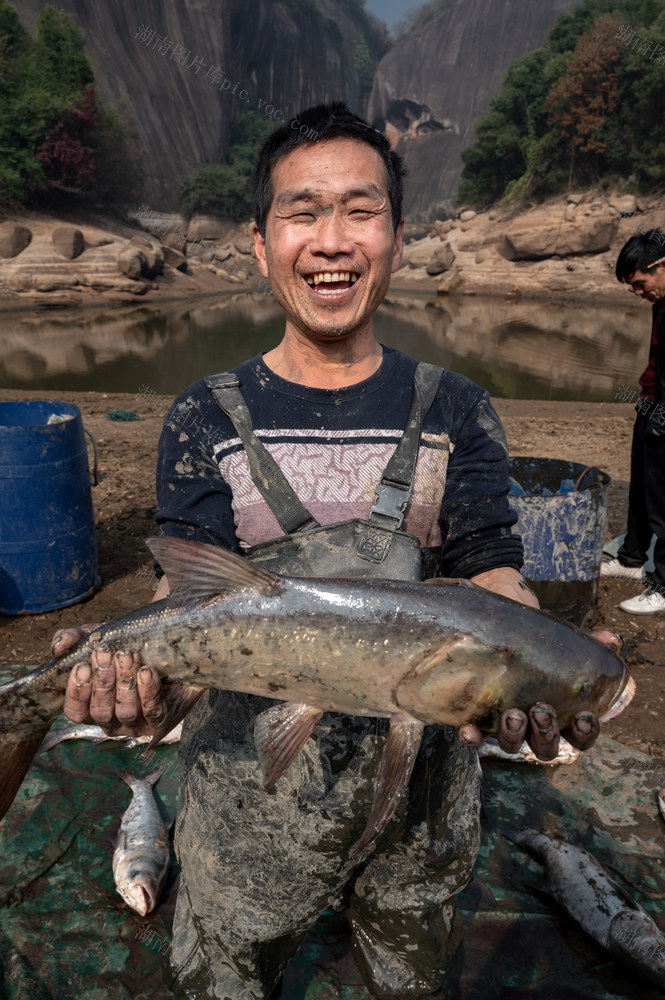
[599,671,636,723]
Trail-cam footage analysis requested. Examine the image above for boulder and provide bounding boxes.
[187,215,230,242]
[117,246,146,280]
[162,245,187,271]
[0,223,31,259]
[610,194,637,216]
[142,245,164,279]
[233,235,254,255]
[162,231,186,254]
[458,209,476,222]
[402,237,443,269]
[51,226,84,259]
[437,269,463,294]
[426,241,455,275]
[500,213,617,260]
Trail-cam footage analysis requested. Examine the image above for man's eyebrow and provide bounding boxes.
[274,185,386,209]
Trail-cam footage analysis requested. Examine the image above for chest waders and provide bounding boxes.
[203,361,443,582]
[168,363,481,1000]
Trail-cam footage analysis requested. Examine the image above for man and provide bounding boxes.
[57,104,609,999]
[600,230,665,614]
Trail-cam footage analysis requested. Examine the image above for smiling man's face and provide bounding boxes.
[253,137,403,346]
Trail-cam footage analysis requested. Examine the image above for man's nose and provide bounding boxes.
[310,212,353,255]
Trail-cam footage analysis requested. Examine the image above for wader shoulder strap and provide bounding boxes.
[204,372,319,534]
[369,362,443,531]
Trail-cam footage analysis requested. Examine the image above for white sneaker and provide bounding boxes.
[599,557,645,580]
[619,587,665,614]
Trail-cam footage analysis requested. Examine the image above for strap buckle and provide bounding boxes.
[369,480,410,530]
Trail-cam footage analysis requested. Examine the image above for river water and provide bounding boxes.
[0,289,649,401]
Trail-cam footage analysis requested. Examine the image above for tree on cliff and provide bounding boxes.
[458,0,665,205]
[0,1,143,207]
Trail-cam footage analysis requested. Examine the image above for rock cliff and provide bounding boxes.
[13,0,385,211]
[368,0,580,220]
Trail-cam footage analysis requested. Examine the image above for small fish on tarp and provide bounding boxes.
[504,826,665,990]
[38,721,183,754]
[0,537,634,856]
[113,766,171,916]
[658,789,665,823]
[478,736,580,766]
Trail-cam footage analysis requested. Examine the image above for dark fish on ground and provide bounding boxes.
[113,766,170,916]
[504,827,665,990]
[0,537,634,854]
[38,721,183,753]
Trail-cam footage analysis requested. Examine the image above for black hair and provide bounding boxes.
[616,229,665,282]
[252,102,406,237]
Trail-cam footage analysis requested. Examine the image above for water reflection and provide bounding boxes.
[0,290,647,400]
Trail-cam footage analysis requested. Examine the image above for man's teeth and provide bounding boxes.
[308,272,358,286]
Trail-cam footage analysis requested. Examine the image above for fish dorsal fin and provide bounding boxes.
[254,702,324,790]
[146,537,280,601]
[351,714,424,857]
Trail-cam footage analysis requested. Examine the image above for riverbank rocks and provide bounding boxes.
[162,245,187,271]
[52,226,84,259]
[426,241,455,275]
[0,223,32,258]
[500,211,617,260]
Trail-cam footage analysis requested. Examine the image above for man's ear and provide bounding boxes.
[253,223,269,279]
[391,219,405,274]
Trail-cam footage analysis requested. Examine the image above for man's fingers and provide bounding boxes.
[114,650,143,724]
[589,629,624,655]
[496,709,528,754]
[88,646,118,725]
[458,723,483,748]
[562,711,600,751]
[51,623,103,658]
[526,702,560,760]
[63,663,93,722]
[137,666,166,723]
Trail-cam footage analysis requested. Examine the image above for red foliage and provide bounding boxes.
[37,85,103,189]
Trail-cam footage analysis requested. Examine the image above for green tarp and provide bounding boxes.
[1,669,664,999]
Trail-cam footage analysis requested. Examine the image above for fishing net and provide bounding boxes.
[0,662,663,1000]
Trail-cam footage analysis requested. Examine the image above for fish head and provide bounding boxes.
[114,851,168,915]
[394,630,635,731]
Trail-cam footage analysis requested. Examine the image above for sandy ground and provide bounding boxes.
[0,387,662,767]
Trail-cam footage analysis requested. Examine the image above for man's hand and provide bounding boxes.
[461,568,621,760]
[53,576,170,737]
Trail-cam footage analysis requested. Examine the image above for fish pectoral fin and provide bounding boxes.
[147,684,205,748]
[254,702,323,790]
[146,537,280,601]
[351,714,425,857]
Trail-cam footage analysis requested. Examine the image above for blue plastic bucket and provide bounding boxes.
[508,457,610,625]
[0,400,99,615]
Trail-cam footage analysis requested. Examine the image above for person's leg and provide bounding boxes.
[169,691,410,999]
[347,728,481,1000]
[618,415,653,567]
[642,433,665,589]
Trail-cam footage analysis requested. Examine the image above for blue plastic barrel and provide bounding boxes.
[508,457,610,625]
[0,400,99,614]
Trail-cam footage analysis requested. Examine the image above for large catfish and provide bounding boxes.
[0,538,634,853]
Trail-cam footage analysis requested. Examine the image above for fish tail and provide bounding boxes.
[0,725,55,820]
[118,764,168,789]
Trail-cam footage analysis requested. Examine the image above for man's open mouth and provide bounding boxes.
[305,271,359,293]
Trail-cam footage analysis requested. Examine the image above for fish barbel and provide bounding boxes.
[113,766,171,915]
[0,537,634,853]
[505,827,665,989]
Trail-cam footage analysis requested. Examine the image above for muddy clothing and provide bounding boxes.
[155,349,521,999]
[618,301,665,587]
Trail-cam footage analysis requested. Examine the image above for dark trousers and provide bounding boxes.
[167,690,480,1000]
[618,413,665,588]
